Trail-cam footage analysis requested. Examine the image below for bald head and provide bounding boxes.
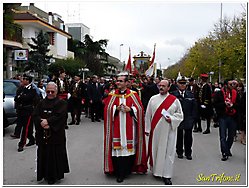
[158,80,170,95]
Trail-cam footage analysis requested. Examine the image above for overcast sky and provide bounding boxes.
[21,1,246,69]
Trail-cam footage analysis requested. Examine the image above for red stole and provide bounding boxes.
[147,94,176,167]
[103,89,147,174]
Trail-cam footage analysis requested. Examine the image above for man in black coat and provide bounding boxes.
[33,82,70,184]
[172,77,197,160]
[194,74,213,134]
[68,75,85,125]
[187,78,200,131]
[14,74,37,152]
[140,77,159,111]
[87,75,103,122]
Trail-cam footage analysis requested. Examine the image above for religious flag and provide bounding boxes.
[149,44,156,66]
[145,44,156,76]
[154,63,157,78]
[124,47,132,73]
[145,62,156,77]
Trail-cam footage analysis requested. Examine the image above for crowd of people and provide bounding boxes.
[9,69,246,185]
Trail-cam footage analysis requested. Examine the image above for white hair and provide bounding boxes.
[47,82,58,91]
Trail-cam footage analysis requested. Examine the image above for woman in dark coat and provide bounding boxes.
[33,82,69,184]
[237,82,246,145]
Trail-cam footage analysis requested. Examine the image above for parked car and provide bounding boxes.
[3,79,20,128]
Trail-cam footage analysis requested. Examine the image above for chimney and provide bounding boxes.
[48,12,53,25]
[30,3,34,6]
[60,23,64,30]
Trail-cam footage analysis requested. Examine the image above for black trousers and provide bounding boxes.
[17,114,35,147]
[70,98,82,123]
[176,128,193,156]
[90,101,102,121]
[112,155,135,179]
[197,118,211,131]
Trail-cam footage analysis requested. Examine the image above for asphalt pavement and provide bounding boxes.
[3,115,247,186]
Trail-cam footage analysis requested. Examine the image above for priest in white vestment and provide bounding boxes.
[145,79,183,185]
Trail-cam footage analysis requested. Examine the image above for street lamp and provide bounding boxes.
[209,71,214,83]
[120,44,124,63]
[79,68,89,82]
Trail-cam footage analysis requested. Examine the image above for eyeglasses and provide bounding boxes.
[117,80,124,82]
[46,90,55,94]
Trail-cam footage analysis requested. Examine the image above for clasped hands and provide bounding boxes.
[41,119,49,129]
[116,103,131,113]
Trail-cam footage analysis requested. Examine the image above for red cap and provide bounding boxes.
[200,73,208,78]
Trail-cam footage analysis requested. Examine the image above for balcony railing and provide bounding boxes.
[3,23,23,43]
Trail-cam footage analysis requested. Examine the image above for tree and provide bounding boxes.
[48,58,86,78]
[83,34,108,75]
[27,30,52,78]
[164,12,246,82]
[3,3,22,39]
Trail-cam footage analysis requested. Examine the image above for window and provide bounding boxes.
[47,32,55,45]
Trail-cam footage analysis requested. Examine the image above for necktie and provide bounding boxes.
[181,91,184,98]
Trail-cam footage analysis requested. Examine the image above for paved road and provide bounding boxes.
[3,116,247,186]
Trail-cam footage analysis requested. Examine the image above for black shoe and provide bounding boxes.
[26,141,35,147]
[203,130,210,134]
[76,121,80,125]
[213,123,219,128]
[227,151,232,157]
[10,134,20,139]
[178,154,183,159]
[116,177,123,183]
[221,154,228,161]
[186,155,192,160]
[91,119,95,122]
[95,119,101,122]
[68,121,75,125]
[163,178,172,185]
[18,146,23,152]
[65,125,69,129]
[48,179,55,184]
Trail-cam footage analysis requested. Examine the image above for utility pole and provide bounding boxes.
[218,3,223,83]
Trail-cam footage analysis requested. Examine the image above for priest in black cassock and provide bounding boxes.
[33,82,70,184]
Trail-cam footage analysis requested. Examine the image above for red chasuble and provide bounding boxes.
[103,89,147,174]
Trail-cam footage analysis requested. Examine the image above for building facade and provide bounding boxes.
[65,23,90,43]
[3,3,74,79]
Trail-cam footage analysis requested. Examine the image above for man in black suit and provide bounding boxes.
[68,75,85,125]
[194,74,213,134]
[87,75,103,122]
[140,77,159,111]
[187,78,200,132]
[14,74,37,152]
[172,76,197,160]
